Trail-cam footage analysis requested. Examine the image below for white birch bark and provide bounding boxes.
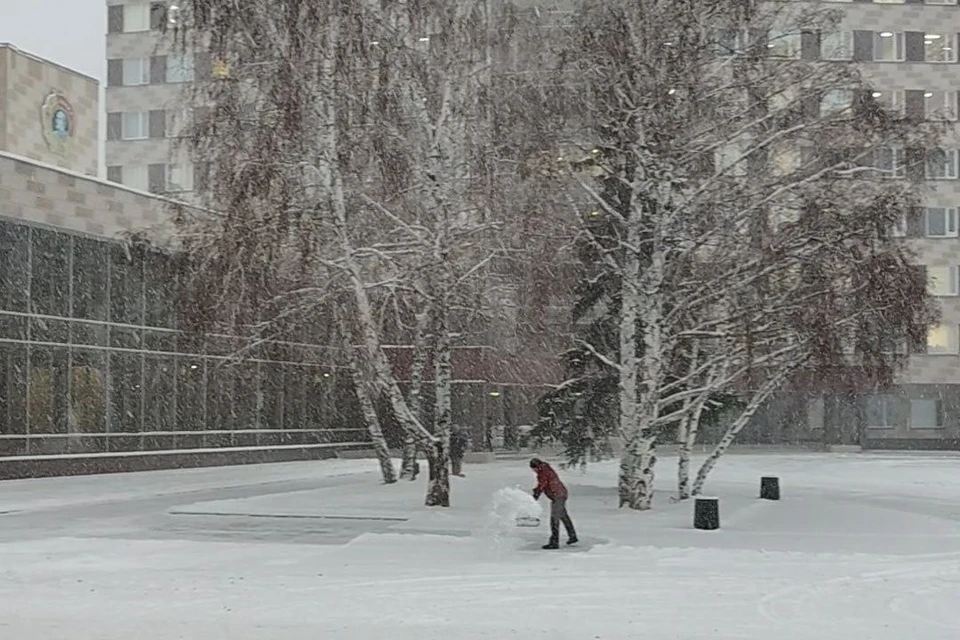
[426,301,452,506]
[348,350,397,484]
[400,308,431,480]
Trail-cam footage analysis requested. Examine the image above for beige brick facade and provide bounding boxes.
[0,45,98,177]
[0,151,174,239]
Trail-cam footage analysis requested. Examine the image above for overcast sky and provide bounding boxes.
[1,0,105,81]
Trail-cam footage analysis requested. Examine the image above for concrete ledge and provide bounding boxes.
[464,452,495,464]
[828,445,863,454]
[865,438,960,451]
[0,443,368,481]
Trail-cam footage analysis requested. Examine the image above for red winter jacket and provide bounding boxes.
[533,463,568,500]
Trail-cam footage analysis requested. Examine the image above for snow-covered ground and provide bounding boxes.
[1,452,959,639]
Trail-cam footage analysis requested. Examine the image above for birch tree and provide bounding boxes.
[557,0,937,509]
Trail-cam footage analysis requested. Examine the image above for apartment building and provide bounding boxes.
[105,0,206,196]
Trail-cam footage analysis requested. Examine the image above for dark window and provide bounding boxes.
[28,345,69,434]
[0,343,27,435]
[143,250,176,328]
[30,227,70,317]
[109,245,143,325]
[109,352,142,432]
[107,5,123,34]
[106,166,123,183]
[143,355,176,432]
[106,113,122,141]
[72,236,108,321]
[0,219,29,313]
[177,357,205,431]
[71,349,107,433]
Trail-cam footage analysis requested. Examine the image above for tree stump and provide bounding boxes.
[760,476,780,501]
[693,497,720,530]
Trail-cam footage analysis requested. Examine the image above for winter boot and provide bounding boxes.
[543,520,560,549]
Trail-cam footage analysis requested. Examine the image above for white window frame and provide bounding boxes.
[909,398,942,430]
[865,395,896,429]
[925,207,959,237]
[876,146,905,179]
[890,212,907,237]
[874,0,905,3]
[122,165,149,191]
[166,54,195,83]
[166,163,195,192]
[821,30,854,61]
[924,90,957,121]
[767,30,801,59]
[121,58,150,86]
[926,0,958,5]
[821,89,855,116]
[874,32,906,62]
[927,266,959,296]
[925,149,959,180]
[871,89,904,117]
[926,324,957,354]
[123,3,151,33]
[924,33,958,63]
[121,112,149,140]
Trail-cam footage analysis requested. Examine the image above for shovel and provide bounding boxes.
[515,516,541,527]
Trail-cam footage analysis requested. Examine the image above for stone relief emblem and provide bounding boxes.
[40,90,75,154]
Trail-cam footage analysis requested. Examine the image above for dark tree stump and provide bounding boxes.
[760,476,780,501]
[693,497,720,530]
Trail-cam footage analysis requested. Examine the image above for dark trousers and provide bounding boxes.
[549,497,577,542]
[451,454,463,475]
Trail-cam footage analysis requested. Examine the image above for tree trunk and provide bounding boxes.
[691,368,792,495]
[425,304,452,507]
[351,364,397,484]
[618,432,657,510]
[677,397,706,500]
[400,309,431,480]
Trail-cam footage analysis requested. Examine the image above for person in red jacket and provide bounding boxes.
[530,458,578,549]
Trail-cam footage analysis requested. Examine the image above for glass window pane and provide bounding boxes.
[109,352,142,432]
[166,55,195,83]
[30,227,70,317]
[176,357,205,431]
[143,356,176,432]
[0,343,27,435]
[110,245,143,325]
[71,349,106,433]
[143,250,176,328]
[910,398,940,428]
[72,236,108,321]
[122,58,148,85]
[28,345,69,434]
[0,220,29,313]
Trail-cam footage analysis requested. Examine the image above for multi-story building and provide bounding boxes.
[105,0,203,196]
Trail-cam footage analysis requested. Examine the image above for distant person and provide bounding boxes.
[450,426,469,477]
[530,457,578,549]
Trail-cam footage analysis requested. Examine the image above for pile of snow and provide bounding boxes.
[475,486,543,557]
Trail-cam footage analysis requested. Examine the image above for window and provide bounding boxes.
[874,0,904,3]
[821,30,854,60]
[767,30,801,58]
[121,58,149,86]
[926,324,957,354]
[909,398,942,430]
[123,165,149,191]
[926,149,958,180]
[926,0,957,5]
[874,32,905,62]
[925,207,959,237]
[123,3,151,32]
[166,55,195,83]
[30,228,70,317]
[872,90,904,117]
[121,112,149,140]
[865,395,897,429]
[890,212,907,237]
[167,164,194,192]
[875,147,905,178]
[927,266,958,296]
[713,29,749,56]
[821,89,854,116]
[923,33,957,63]
[924,91,957,121]
[106,166,122,184]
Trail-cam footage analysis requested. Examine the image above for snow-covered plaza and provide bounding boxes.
[1,452,959,639]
